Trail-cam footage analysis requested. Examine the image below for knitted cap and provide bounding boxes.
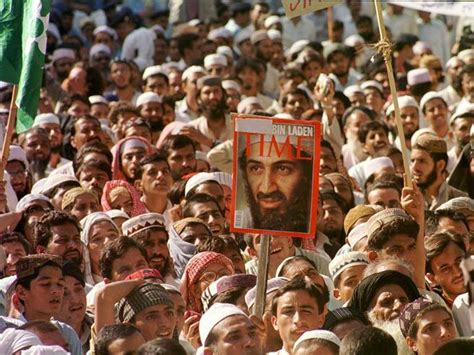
[399,298,444,337]
[293,330,341,351]
[367,208,411,241]
[115,282,173,323]
[347,222,368,248]
[172,217,211,235]
[61,187,97,210]
[196,75,222,90]
[122,213,166,237]
[16,254,63,280]
[344,205,376,234]
[413,134,447,154]
[329,251,369,282]
[437,197,474,216]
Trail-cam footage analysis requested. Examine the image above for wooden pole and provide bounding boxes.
[327,6,334,41]
[0,85,18,182]
[372,0,412,187]
[253,234,270,318]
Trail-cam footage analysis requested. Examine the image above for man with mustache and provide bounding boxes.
[238,134,313,233]
[34,211,83,267]
[20,127,51,182]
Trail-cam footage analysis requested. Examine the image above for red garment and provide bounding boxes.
[101,179,147,217]
[180,251,234,313]
[110,136,155,182]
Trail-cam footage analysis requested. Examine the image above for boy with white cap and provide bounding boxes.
[136,92,164,144]
[142,65,169,97]
[292,329,340,355]
[204,53,228,78]
[385,95,420,151]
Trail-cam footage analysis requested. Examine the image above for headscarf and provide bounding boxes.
[110,136,154,181]
[348,270,420,314]
[61,187,98,211]
[101,180,146,217]
[169,218,212,279]
[180,252,234,313]
[0,328,42,354]
[80,212,120,285]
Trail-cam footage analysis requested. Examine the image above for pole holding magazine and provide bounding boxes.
[372,0,412,187]
[254,234,270,318]
[0,85,18,183]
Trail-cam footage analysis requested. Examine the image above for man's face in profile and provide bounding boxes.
[243,141,310,231]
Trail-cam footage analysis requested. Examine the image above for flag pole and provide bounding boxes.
[372,0,412,187]
[327,6,334,41]
[253,234,270,318]
[0,85,18,183]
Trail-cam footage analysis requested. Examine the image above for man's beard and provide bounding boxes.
[368,312,414,355]
[360,31,374,42]
[347,138,367,162]
[29,158,49,181]
[416,165,438,191]
[244,177,311,232]
[150,253,170,276]
[323,228,344,247]
[201,99,227,121]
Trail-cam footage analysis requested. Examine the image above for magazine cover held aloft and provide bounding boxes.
[231,114,321,238]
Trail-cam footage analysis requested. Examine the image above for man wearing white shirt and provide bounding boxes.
[281,15,317,51]
[417,10,451,65]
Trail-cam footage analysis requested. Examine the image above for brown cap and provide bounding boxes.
[344,205,377,235]
[172,217,211,235]
[16,254,63,280]
[367,208,412,241]
[413,134,447,154]
[196,75,222,90]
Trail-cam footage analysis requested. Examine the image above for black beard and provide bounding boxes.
[150,120,164,132]
[201,100,227,121]
[29,158,49,181]
[359,31,374,42]
[244,175,311,232]
[416,165,438,191]
[51,146,62,154]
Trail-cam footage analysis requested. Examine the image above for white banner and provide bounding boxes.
[387,1,474,17]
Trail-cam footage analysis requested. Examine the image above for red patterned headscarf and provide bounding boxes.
[101,180,146,217]
[110,136,155,181]
[180,252,234,313]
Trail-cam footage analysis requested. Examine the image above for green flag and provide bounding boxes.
[0,0,51,132]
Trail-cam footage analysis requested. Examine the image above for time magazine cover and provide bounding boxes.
[231,114,321,238]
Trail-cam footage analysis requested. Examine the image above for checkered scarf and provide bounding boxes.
[101,179,146,217]
[110,136,154,182]
[180,252,234,313]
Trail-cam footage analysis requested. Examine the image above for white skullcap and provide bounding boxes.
[122,212,166,236]
[347,222,368,248]
[237,96,261,113]
[33,113,60,127]
[234,27,253,45]
[208,27,233,41]
[450,101,474,125]
[142,65,167,81]
[293,330,341,351]
[267,29,282,42]
[343,85,363,97]
[105,209,130,220]
[413,41,432,56]
[457,49,474,64]
[363,157,394,178]
[420,91,447,112]
[286,40,310,58]
[161,62,182,74]
[151,24,165,34]
[31,178,48,194]
[89,43,111,58]
[264,15,281,28]
[185,172,220,197]
[0,329,42,354]
[195,150,210,163]
[386,95,419,117]
[446,56,463,68]
[22,345,70,355]
[216,46,233,59]
[89,95,108,105]
[410,128,437,148]
[188,19,202,27]
[329,251,369,281]
[222,80,241,92]
[52,48,75,63]
[407,68,431,86]
[136,92,162,107]
[16,194,50,212]
[182,66,207,82]
[8,145,28,168]
[344,34,365,47]
[360,80,384,95]
[199,303,247,346]
[93,25,117,40]
[204,53,227,69]
[250,30,269,45]
[209,171,232,188]
[41,174,79,195]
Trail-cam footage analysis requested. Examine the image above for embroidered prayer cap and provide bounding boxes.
[323,307,369,330]
[264,15,281,29]
[196,75,222,91]
[347,222,368,248]
[93,25,117,40]
[293,330,341,352]
[437,197,474,216]
[216,46,233,59]
[142,65,167,81]
[122,213,166,237]
[267,29,282,42]
[363,156,394,178]
[367,208,412,241]
[360,80,384,96]
[413,133,447,154]
[209,171,232,188]
[185,172,220,197]
[222,80,241,92]
[51,48,75,63]
[410,128,437,149]
[457,49,474,64]
[89,43,111,58]
[399,297,448,337]
[329,251,369,282]
[16,254,63,281]
[61,187,97,211]
[245,277,289,310]
[237,96,261,113]
[343,85,363,98]
[386,95,419,117]
[344,205,377,235]
[33,113,60,127]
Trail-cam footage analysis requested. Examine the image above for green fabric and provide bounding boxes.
[0,0,51,132]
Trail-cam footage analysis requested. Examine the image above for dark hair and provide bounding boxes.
[368,218,419,251]
[234,57,262,76]
[176,33,200,57]
[99,236,148,279]
[357,120,388,144]
[109,59,133,71]
[159,134,196,158]
[334,91,351,110]
[168,179,188,204]
[433,338,474,355]
[321,139,337,159]
[425,231,467,273]
[320,190,349,214]
[279,67,306,81]
[340,326,397,355]
[365,179,402,203]
[0,232,31,254]
[108,101,139,125]
[137,338,186,355]
[271,276,325,316]
[425,209,469,236]
[69,94,91,108]
[16,260,63,291]
[136,152,170,179]
[96,323,142,355]
[281,88,311,107]
[75,159,112,180]
[196,235,241,256]
[73,140,113,172]
[356,15,372,28]
[341,106,376,128]
[209,287,248,309]
[182,193,224,218]
[34,211,80,249]
[412,144,449,171]
[70,115,100,138]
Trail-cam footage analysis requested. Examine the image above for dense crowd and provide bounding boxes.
[0,1,474,354]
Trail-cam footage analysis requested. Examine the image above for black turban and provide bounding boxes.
[348,270,420,313]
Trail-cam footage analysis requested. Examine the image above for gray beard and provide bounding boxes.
[368,312,415,355]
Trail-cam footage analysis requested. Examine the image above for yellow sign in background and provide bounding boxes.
[282,0,342,18]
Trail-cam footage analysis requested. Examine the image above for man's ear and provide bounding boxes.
[134,180,143,192]
[201,348,214,355]
[70,135,77,149]
[425,272,438,287]
[367,250,378,262]
[332,288,341,300]
[361,142,368,155]
[246,246,258,258]
[271,314,279,332]
[406,336,418,353]
[15,285,26,303]
[287,237,293,248]
[36,245,46,254]
[436,159,446,175]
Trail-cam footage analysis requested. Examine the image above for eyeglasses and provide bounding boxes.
[198,269,232,284]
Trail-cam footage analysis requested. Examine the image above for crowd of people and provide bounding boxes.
[0,0,474,354]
